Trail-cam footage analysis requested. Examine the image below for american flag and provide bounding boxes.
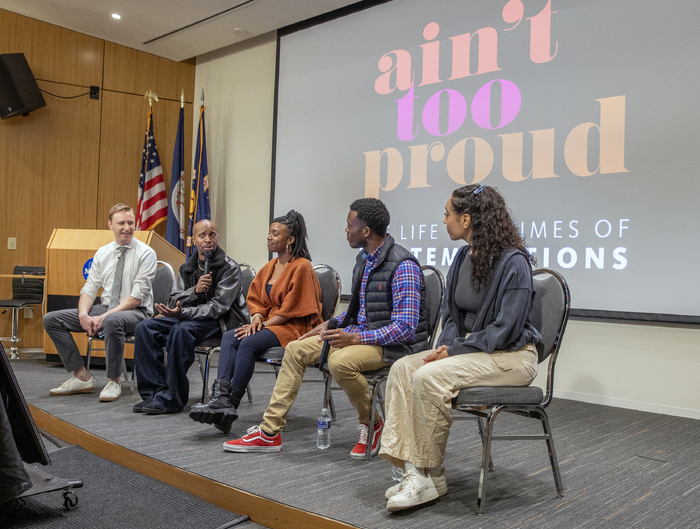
[136,108,168,231]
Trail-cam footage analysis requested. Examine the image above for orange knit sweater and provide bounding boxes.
[246,257,322,347]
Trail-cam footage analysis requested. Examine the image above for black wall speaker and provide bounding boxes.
[0,53,47,120]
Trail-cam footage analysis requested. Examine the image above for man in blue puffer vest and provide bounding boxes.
[225,198,428,458]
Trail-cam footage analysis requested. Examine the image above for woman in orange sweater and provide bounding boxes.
[190,210,322,433]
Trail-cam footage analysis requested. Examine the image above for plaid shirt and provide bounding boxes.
[335,242,422,346]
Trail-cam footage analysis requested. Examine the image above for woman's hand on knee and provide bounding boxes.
[423,345,449,364]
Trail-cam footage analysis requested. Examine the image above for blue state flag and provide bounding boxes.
[166,106,185,251]
[186,105,211,259]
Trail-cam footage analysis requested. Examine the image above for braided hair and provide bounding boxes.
[272,210,312,261]
[450,185,534,288]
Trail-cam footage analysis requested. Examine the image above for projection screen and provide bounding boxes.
[273,0,700,323]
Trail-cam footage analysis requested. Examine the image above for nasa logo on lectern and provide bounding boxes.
[83,258,93,280]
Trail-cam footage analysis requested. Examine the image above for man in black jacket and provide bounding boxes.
[133,220,249,415]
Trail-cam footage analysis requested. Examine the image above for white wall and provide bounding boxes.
[194,34,700,421]
[193,32,277,273]
[535,320,700,420]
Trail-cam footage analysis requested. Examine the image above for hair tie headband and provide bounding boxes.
[473,185,486,195]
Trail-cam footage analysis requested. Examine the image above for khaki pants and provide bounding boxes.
[379,344,538,469]
[260,335,388,435]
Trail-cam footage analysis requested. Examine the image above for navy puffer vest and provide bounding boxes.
[342,235,428,362]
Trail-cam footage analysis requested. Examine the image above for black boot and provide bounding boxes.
[189,379,238,433]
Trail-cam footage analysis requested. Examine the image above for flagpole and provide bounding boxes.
[144,89,159,107]
[193,95,205,227]
[186,88,211,258]
[137,90,167,232]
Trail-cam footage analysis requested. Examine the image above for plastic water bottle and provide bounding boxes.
[317,408,331,449]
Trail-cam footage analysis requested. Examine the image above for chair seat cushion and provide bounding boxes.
[0,299,37,309]
[196,336,222,349]
[260,346,285,362]
[362,366,391,379]
[453,385,544,407]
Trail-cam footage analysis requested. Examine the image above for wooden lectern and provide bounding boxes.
[43,229,184,361]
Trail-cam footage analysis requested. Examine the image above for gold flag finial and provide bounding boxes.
[144,90,159,107]
[180,89,185,108]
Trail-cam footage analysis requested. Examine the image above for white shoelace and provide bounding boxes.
[357,424,369,444]
[392,466,406,482]
[100,381,120,396]
[58,378,75,389]
[398,470,422,493]
[245,425,262,437]
[61,376,91,389]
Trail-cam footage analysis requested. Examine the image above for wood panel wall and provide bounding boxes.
[0,9,195,348]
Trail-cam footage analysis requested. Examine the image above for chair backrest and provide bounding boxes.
[11,265,45,304]
[153,261,176,306]
[313,264,342,322]
[421,265,445,348]
[238,262,256,298]
[531,268,571,405]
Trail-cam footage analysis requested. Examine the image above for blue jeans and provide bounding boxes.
[217,328,280,404]
[134,317,221,412]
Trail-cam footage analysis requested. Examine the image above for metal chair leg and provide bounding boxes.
[537,409,564,497]
[323,374,336,421]
[476,411,500,515]
[476,417,495,471]
[364,377,385,461]
[8,308,20,359]
[86,337,93,371]
[201,351,213,403]
[121,358,132,394]
[365,390,378,461]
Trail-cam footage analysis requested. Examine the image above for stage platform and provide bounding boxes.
[10,352,700,529]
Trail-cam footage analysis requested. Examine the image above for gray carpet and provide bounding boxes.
[3,443,264,529]
[9,352,700,528]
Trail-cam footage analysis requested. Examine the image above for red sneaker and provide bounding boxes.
[223,426,282,453]
[350,417,383,459]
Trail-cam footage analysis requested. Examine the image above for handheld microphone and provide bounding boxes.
[203,249,212,275]
[318,318,338,372]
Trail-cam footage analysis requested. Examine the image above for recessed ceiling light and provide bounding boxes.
[112,13,121,20]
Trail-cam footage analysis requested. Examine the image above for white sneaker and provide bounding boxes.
[50,375,97,396]
[98,380,122,402]
[386,469,439,512]
[385,466,447,499]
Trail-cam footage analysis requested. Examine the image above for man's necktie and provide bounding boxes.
[108,246,127,310]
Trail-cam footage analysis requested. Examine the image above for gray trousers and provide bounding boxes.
[43,305,147,379]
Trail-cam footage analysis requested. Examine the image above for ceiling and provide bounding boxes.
[2,0,360,62]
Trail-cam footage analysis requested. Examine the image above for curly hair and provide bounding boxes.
[450,185,534,288]
[349,198,390,237]
[272,210,312,261]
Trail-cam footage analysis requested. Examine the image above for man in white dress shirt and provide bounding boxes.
[43,204,157,402]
